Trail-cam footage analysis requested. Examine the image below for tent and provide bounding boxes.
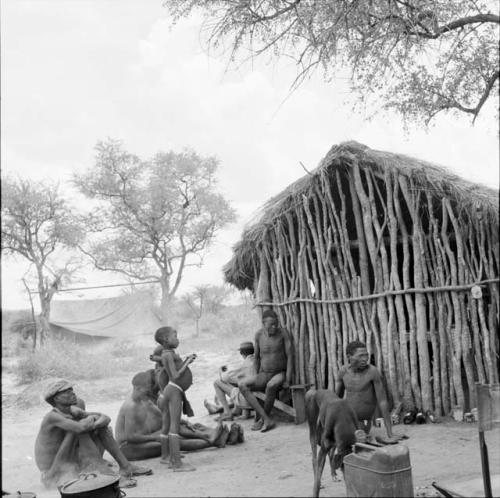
[49,291,161,342]
[223,141,499,415]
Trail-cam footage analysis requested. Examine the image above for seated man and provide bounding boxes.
[335,340,402,443]
[238,309,293,433]
[34,379,151,489]
[205,341,256,421]
[115,371,243,461]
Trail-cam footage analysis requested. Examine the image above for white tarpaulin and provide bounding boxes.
[49,291,161,338]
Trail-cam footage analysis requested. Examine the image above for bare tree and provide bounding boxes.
[74,139,236,323]
[1,177,84,345]
[164,0,499,125]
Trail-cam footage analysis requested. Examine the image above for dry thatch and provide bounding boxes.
[223,141,499,415]
[225,141,498,290]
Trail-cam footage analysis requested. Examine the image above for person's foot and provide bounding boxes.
[227,423,241,445]
[251,419,264,431]
[118,476,137,488]
[215,412,233,422]
[204,399,223,415]
[231,407,242,417]
[208,421,225,445]
[261,420,276,432]
[214,424,230,447]
[121,464,153,477]
[172,461,196,472]
[237,424,245,443]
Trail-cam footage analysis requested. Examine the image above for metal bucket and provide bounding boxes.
[59,473,124,498]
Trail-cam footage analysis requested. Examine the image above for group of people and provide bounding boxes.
[34,307,399,490]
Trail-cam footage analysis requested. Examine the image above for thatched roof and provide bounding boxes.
[224,141,499,290]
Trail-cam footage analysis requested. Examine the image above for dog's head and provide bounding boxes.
[332,442,354,472]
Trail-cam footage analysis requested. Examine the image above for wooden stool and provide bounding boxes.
[253,383,312,424]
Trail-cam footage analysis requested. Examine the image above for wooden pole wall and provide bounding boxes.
[254,162,499,414]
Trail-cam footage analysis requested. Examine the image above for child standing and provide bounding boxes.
[157,326,197,471]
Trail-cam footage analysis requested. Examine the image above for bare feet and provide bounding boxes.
[121,463,153,476]
[251,419,264,431]
[214,424,230,448]
[215,412,233,422]
[237,424,245,443]
[227,423,241,445]
[208,421,225,445]
[172,461,196,472]
[119,476,137,488]
[204,399,223,415]
[261,420,276,432]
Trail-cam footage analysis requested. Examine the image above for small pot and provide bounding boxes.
[59,473,124,498]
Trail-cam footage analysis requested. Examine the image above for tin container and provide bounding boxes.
[59,473,123,498]
[344,443,414,497]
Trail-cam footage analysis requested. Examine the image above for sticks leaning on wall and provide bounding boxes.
[253,161,499,415]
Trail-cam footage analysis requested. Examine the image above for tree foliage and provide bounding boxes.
[74,139,237,322]
[163,0,499,124]
[1,177,84,344]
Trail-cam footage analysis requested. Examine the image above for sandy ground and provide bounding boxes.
[2,351,500,498]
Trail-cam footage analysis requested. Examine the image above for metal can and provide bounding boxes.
[375,417,385,428]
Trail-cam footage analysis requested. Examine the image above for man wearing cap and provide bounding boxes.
[239,309,293,432]
[204,341,256,421]
[114,370,240,460]
[34,379,152,488]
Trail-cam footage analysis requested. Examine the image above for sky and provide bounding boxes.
[1,0,499,311]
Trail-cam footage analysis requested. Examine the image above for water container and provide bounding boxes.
[343,443,414,497]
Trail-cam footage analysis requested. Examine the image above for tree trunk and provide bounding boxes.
[160,276,171,325]
[38,298,51,345]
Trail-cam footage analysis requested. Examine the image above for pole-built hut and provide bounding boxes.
[224,141,499,415]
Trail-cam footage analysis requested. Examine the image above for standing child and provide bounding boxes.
[150,332,168,393]
[157,326,197,472]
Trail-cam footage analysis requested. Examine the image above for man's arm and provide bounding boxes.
[372,369,394,438]
[282,329,293,388]
[48,410,96,434]
[335,368,346,398]
[70,405,110,429]
[254,331,261,374]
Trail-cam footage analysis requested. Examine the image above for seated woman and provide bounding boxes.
[115,371,243,461]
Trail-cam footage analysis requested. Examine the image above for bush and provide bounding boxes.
[109,339,138,358]
[2,309,36,357]
[15,337,144,384]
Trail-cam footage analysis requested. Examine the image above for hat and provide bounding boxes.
[43,379,73,402]
[132,371,154,389]
[262,309,278,320]
[238,341,254,352]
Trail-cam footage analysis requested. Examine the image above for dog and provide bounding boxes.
[305,389,358,497]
